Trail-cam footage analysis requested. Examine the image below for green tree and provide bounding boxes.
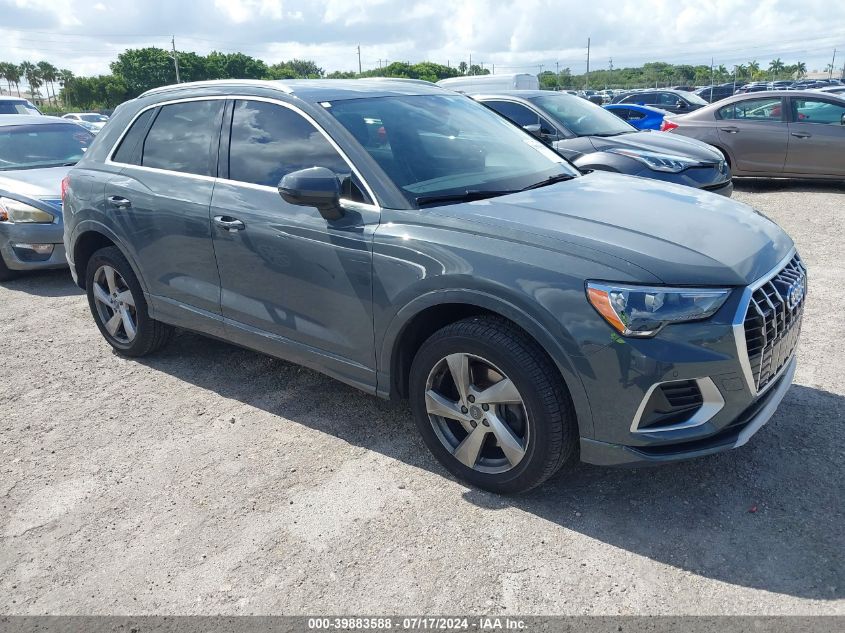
[58,69,74,107]
[205,51,267,79]
[19,61,42,98]
[458,61,467,75]
[37,61,58,105]
[795,61,807,78]
[110,47,176,96]
[768,58,785,78]
[748,60,761,79]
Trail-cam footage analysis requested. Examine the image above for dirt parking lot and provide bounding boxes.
[1,180,843,616]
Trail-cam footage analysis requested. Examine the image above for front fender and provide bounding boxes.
[377,286,595,439]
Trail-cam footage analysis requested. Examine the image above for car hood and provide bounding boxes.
[0,166,69,200]
[588,130,722,162]
[444,171,792,286]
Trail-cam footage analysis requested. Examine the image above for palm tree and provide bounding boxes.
[58,69,74,107]
[768,58,785,79]
[19,61,41,99]
[748,60,761,80]
[795,61,807,79]
[0,62,12,94]
[37,61,58,105]
[5,63,22,96]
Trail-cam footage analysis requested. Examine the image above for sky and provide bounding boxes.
[2,0,845,81]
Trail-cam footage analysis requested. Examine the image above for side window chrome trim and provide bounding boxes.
[105,94,380,211]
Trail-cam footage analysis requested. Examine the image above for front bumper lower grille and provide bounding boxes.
[742,253,806,393]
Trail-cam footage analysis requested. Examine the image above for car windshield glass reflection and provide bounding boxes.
[0,123,93,170]
[530,94,635,136]
[327,94,578,207]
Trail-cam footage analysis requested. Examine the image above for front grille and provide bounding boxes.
[743,254,806,392]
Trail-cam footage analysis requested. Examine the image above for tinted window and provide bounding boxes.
[718,98,783,121]
[531,94,634,136]
[142,100,224,176]
[228,100,350,188]
[623,93,656,105]
[484,101,557,135]
[0,123,93,170]
[610,108,629,120]
[791,98,845,125]
[627,109,645,121]
[657,92,680,106]
[112,108,154,165]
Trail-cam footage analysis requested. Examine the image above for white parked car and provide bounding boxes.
[62,112,109,133]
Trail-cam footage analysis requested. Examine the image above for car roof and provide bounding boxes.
[0,114,71,127]
[0,96,33,102]
[468,90,562,99]
[138,78,449,102]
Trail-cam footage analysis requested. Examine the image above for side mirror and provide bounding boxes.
[523,123,543,138]
[841,113,845,126]
[278,167,343,221]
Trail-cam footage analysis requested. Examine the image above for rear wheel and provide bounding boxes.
[409,316,578,494]
[85,246,173,357]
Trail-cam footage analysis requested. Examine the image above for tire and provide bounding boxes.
[0,252,19,282]
[409,316,578,494]
[85,246,173,357]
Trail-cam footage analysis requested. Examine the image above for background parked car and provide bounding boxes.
[695,83,743,103]
[0,97,41,115]
[816,85,845,95]
[664,91,845,179]
[603,103,671,130]
[473,91,732,195]
[0,115,94,280]
[610,89,708,114]
[62,112,110,134]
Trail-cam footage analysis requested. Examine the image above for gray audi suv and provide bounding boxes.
[63,80,805,493]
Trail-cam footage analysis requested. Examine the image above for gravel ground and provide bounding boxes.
[0,179,843,616]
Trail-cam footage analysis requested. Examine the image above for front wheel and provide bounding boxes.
[409,316,578,494]
[85,246,173,357]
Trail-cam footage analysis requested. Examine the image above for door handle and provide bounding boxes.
[719,127,740,133]
[107,195,131,209]
[790,132,811,139]
[213,215,246,232]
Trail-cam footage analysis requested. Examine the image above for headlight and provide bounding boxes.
[0,197,56,224]
[586,282,731,337]
[606,148,702,173]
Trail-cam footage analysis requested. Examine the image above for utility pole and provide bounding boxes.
[469,53,472,75]
[357,45,362,74]
[491,62,495,74]
[608,57,613,89]
[830,49,837,80]
[170,36,180,83]
[585,37,590,89]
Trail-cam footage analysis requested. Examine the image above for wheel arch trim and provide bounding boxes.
[377,288,595,437]
[70,221,149,295]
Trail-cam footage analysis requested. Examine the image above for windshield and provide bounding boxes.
[684,91,709,105]
[0,100,40,115]
[529,93,635,136]
[79,113,108,122]
[0,123,94,170]
[326,94,578,207]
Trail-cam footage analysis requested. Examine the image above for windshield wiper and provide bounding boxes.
[520,173,577,191]
[415,189,518,207]
[592,131,630,137]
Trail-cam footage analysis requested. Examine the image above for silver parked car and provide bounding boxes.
[0,115,94,280]
[664,90,845,179]
[62,112,110,134]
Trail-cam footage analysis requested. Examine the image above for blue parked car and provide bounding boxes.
[604,103,670,131]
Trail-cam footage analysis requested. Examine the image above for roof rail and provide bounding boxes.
[138,79,293,98]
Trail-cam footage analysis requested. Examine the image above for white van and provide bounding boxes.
[436,73,539,93]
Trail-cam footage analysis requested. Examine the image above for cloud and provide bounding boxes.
[0,0,843,77]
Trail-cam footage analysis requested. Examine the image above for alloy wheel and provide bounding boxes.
[424,353,530,474]
[92,265,137,344]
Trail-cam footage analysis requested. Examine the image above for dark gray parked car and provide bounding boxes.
[473,91,732,195]
[0,115,94,280]
[64,79,804,493]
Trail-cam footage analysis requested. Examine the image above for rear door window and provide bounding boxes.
[718,98,783,121]
[141,100,224,176]
[112,108,155,165]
